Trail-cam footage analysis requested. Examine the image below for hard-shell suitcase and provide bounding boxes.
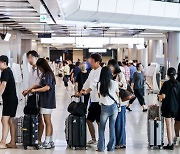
[14,117,24,144]
[65,115,86,149]
[147,105,164,149]
[22,115,39,150]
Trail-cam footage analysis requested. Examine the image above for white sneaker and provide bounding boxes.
[175,137,180,146]
[87,140,97,145]
[42,142,51,149]
[50,141,55,148]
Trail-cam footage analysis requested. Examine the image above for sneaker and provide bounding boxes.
[163,144,174,150]
[50,141,55,148]
[143,109,148,112]
[126,107,132,111]
[87,140,97,145]
[120,145,126,149]
[42,142,51,149]
[115,145,121,149]
[175,137,180,146]
[38,143,43,149]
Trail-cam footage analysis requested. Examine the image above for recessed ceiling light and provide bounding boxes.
[18,23,44,25]
[11,17,40,19]
[0,8,34,11]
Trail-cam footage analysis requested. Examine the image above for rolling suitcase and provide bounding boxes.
[22,93,39,150]
[65,95,86,149]
[14,117,23,144]
[22,115,39,150]
[147,104,164,149]
[65,115,86,149]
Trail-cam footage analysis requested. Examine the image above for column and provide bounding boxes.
[21,39,32,60]
[128,45,137,60]
[117,48,123,62]
[9,31,22,64]
[138,47,148,69]
[167,32,180,69]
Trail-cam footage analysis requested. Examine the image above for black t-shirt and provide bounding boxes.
[0,67,18,101]
[160,80,180,114]
[39,73,56,109]
[75,71,89,92]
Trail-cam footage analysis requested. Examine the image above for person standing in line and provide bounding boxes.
[126,63,148,112]
[129,61,137,84]
[75,62,90,111]
[0,55,18,149]
[80,53,102,146]
[71,62,81,84]
[108,59,127,149]
[122,61,130,83]
[97,66,119,152]
[118,61,125,74]
[174,63,180,146]
[158,67,180,150]
[22,50,44,146]
[31,58,56,149]
[63,60,70,90]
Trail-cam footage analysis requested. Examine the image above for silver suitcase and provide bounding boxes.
[148,105,164,149]
[14,117,24,144]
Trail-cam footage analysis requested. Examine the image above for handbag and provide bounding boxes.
[67,95,86,117]
[119,89,135,102]
[24,93,39,115]
[117,73,135,102]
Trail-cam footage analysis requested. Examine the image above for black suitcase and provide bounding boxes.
[22,115,39,150]
[65,115,86,149]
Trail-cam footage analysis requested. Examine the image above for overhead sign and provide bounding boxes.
[38,33,51,38]
[40,15,47,23]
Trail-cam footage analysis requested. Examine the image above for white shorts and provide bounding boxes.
[40,108,53,115]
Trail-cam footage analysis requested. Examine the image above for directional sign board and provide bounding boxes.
[40,15,47,23]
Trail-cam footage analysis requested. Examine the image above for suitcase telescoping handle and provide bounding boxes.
[71,95,84,103]
[25,92,39,108]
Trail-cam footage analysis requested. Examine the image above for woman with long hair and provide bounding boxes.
[97,66,119,152]
[174,63,180,146]
[31,58,56,149]
[158,67,180,150]
[108,59,127,149]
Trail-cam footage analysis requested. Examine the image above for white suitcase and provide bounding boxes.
[147,105,164,149]
[148,120,164,149]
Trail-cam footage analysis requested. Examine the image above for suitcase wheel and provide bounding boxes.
[24,146,27,150]
[35,145,39,150]
[149,146,154,150]
[158,145,163,150]
[72,147,76,150]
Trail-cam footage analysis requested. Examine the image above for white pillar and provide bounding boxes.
[167,32,180,70]
[117,48,123,61]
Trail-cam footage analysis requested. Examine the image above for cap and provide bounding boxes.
[128,60,133,64]
[0,55,8,65]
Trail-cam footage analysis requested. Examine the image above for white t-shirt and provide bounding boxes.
[99,80,119,106]
[83,66,102,102]
[28,66,40,88]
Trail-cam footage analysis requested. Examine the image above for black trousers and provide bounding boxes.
[129,88,145,106]
[64,75,69,87]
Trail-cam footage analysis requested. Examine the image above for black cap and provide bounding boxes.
[0,55,8,65]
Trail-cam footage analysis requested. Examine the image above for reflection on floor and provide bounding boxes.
[0,77,179,154]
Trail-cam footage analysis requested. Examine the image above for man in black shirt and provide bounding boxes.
[0,55,18,149]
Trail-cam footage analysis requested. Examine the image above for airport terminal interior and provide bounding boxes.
[0,0,180,154]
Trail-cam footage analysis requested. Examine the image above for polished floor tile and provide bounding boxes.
[0,77,179,154]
